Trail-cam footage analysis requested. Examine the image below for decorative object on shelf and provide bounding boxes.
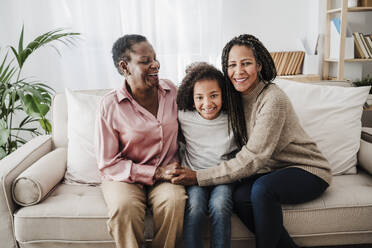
[330,16,354,59]
[270,51,305,76]
[0,26,80,159]
[348,0,358,7]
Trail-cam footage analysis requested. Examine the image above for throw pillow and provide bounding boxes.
[12,148,66,206]
[65,89,103,184]
[274,78,370,175]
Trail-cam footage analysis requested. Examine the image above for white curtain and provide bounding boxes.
[0,0,223,92]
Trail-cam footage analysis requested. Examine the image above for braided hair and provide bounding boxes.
[221,34,277,149]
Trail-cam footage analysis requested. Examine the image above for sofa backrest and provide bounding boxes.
[51,89,111,149]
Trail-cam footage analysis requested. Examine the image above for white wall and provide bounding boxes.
[221,0,317,52]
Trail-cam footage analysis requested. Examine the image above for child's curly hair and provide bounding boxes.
[177,62,227,111]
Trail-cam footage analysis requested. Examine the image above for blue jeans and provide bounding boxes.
[233,167,329,248]
[183,184,233,248]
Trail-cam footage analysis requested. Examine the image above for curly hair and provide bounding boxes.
[112,34,147,75]
[221,34,277,149]
[177,62,227,112]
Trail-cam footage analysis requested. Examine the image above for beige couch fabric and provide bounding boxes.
[13,171,372,247]
[12,148,67,206]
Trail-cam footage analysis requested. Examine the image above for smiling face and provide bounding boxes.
[193,79,223,120]
[227,45,262,95]
[121,41,160,90]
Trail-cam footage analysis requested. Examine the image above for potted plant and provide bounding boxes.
[353,75,372,108]
[0,26,80,159]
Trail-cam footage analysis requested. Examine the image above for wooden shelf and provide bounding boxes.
[348,7,372,12]
[325,58,372,62]
[327,7,372,14]
[278,74,321,82]
[323,0,372,80]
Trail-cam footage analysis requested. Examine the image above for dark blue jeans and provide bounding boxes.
[184,184,234,248]
[233,167,329,248]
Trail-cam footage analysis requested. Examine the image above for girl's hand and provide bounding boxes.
[169,167,198,185]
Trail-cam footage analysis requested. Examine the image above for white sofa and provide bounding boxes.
[1,82,372,248]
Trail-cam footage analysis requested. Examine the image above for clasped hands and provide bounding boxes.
[154,162,197,185]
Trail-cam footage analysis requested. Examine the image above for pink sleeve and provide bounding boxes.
[95,108,157,185]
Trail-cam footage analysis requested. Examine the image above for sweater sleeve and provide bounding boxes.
[197,94,288,186]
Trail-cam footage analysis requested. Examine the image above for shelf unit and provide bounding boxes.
[322,0,372,80]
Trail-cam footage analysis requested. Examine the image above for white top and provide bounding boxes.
[178,110,237,170]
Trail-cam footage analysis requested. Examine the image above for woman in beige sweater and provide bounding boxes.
[170,34,332,248]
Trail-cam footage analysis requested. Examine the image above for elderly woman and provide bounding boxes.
[96,34,186,248]
[170,34,331,248]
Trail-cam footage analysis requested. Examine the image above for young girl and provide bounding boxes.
[177,62,237,248]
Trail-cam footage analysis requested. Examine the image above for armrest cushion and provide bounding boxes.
[0,135,52,248]
[12,148,67,206]
[358,127,372,174]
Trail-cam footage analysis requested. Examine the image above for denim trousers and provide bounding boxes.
[233,167,329,248]
[183,184,234,248]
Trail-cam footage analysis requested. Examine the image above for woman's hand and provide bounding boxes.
[169,167,198,186]
[154,162,181,182]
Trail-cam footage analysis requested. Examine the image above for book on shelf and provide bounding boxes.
[270,51,305,76]
[353,32,370,59]
[360,33,372,58]
[363,34,372,57]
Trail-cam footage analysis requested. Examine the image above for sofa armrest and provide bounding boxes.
[358,127,372,174]
[12,147,67,206]
[0,135,52,248]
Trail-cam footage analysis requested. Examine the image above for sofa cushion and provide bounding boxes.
[12,148,66,206]
[64,89,103,185]
[14,183,112,243]
[275,79,371,175]
[13,172,372,246]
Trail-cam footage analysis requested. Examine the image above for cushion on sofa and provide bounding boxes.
[275,79,371,175]
[65,89,103,185]
[12,148,67,206]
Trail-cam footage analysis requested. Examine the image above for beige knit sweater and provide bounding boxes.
[197,81,332,186]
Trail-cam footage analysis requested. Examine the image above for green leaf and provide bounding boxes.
[19,29,80,69]
[21,94,50,118]
[10,46,21,69]
[18,25,24,57]
[39,119,52,134]
[33,82,55,92]
[0,147,6,159]
[0,52,16,84]
[0,119,10,146]
[9,140,18,152]
[19,115,33,127]
[0,128,9,146]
